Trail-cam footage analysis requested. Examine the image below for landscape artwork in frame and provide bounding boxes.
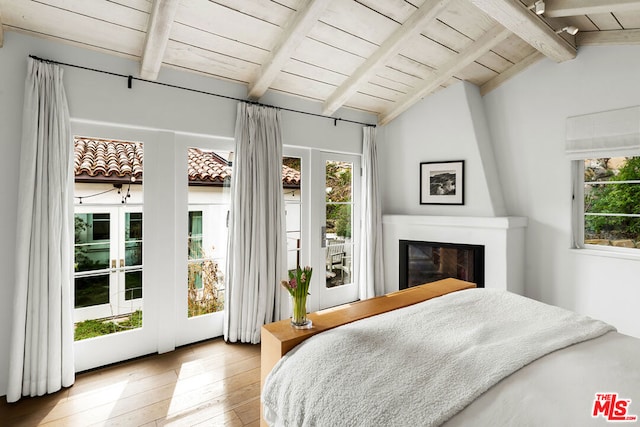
[420,160,464,205]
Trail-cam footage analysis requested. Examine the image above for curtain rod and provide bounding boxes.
[29,55,376,128]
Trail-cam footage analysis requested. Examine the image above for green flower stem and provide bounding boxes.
[291,294,307,325]
[285,266,313,326]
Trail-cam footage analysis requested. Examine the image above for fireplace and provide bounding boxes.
[399,240,484,289]
[383,215,526,293]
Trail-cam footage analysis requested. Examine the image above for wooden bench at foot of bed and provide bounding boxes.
[260,278,476,425]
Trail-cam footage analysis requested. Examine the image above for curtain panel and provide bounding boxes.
[8,58,75,402]
[359,126,384,299]
[224,103,287,344]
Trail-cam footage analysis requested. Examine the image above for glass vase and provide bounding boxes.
[291,294,312,329]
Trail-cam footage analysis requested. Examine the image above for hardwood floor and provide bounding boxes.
[0,338,261,426]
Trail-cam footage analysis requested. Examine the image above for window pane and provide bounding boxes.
[125,270,143,300]
[585,215,640,245]
[585,157,640,182]
[186,148,230,317]
[125,212,143,267]
[326,204,351,239]
[188,211,204,259]
[326,161,352,203]
[75,275,110,308]
[92,213,110,240]
[325,160,353,288]
[583,157,640,248]
[284,156,302,272]
[75,213,110,272]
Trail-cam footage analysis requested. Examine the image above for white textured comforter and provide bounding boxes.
[262,288,616,427]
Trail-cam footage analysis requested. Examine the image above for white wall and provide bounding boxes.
[379,81,505,217]
[483,45,640,339]
[378,45,640,340]
[0,31,375,397]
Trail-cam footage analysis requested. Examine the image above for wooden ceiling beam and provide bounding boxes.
[480,51,544,95]
[322,0,453,116]
[577,29,640,46]
[140,0,181,80]
[0,7,4,48]
[379,25,511,126]
[248,0,331,100]
[544,0,640,18]
[468,0,576,63]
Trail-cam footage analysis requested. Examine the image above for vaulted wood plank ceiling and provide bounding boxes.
[1,0,640,125]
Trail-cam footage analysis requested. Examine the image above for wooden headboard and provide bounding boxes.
[260,277,476,424]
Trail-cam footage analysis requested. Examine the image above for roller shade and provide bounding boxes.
[566,106,640,159]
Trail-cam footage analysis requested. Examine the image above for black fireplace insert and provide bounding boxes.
[399,240,484,289]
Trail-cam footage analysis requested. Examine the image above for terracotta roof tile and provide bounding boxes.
[74,137,143,180]
[74,136,300,186]
[187,147,231,184]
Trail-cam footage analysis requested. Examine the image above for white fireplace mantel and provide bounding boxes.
[382,215,527,294]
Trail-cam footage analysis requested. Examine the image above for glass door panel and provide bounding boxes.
[284,156,302,273]
[185,148,230,318]
[74,212,111,309]
[73,209,117,322]
[119,210,143,316]
[318,153,360,310]
[325,160,354,289]
[175,142,232,347]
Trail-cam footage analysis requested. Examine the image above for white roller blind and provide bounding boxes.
[566,106,640,159]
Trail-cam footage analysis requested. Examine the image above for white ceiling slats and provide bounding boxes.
[2,0,640,124]
[2,1,146,57]
[43,0,151,32]
[615,10,640,29]
[588,13,624,31]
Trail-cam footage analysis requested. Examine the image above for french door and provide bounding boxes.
[283,149,360,312]
[73,206,143,322]
[173,135,233,346]
[71,123,158,372]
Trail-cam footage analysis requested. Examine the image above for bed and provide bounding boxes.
[260,278,640,426]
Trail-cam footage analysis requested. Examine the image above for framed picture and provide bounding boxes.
[420,160,464,205]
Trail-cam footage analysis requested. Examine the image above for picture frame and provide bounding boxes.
[420,160,465,205]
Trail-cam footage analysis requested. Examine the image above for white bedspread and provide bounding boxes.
[262,288,615,427]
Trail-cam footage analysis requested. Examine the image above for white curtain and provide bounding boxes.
[8,58,75,403]
[224,102,287,344]
[359,126,384,300]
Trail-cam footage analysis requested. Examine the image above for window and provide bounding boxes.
[582,157,640,250]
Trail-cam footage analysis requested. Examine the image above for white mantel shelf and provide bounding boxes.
[383,215,527,229]
[382,215,527,295]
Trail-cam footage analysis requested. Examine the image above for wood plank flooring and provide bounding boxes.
[0,338,261,426]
